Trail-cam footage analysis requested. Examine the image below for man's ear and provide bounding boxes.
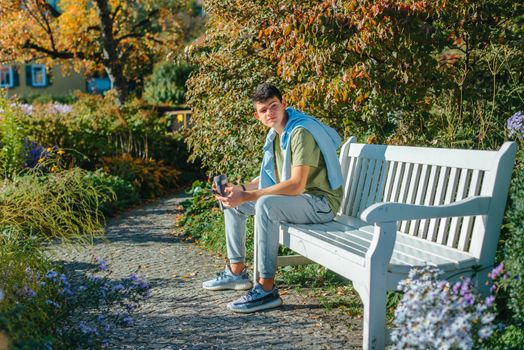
[253,111,260,121]
[281,99,287,109]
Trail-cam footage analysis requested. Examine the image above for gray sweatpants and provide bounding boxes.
[224,194,335,278]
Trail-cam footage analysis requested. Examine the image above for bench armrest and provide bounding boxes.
[360,196,491,224]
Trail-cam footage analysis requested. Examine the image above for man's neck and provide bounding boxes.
[274,110,288,135]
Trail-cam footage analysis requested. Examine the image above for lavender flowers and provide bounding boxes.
[507,111,524,139]
[391,266,496,349]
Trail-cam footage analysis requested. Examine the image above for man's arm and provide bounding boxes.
[217,166,310,208]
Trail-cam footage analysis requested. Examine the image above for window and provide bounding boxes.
[87,76,112,94]
[0,66,14,88]
[31,65,47,87]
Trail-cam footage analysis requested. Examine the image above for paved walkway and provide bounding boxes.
[50,194,362,349]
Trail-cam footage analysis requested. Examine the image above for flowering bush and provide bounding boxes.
[507,111,524,140]
[391,266,496,349]
[0,252,150,349]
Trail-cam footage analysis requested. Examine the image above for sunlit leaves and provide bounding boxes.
[0,0,190,101]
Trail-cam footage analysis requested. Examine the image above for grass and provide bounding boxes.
[0,168,111,243]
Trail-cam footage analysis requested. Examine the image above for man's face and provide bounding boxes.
[253,97,287,131]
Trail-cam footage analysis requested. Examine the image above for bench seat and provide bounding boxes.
[282,217,478,276]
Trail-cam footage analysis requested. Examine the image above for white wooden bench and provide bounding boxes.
[253,137,517,350]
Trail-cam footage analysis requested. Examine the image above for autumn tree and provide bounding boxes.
[0,0,191,104]
[186,0,523,179]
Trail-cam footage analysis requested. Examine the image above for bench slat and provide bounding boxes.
[447,169,470,248]
[458,170,484,251]
[343,157,362,215]
[359,159,379,214]
[436,167,460,244]
[351,158,370,217]
[427,166,449,241]
[409,164,430,237]
[401,163,421,233]
[420,165,439,238]
[370,160,389,207]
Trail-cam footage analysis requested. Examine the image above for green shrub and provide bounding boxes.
[20,93,78,105]
[143,61,195,105]
[15,93,191,172]
[0,168,110,242]
[83,170,141,215]
[0,99,27,179]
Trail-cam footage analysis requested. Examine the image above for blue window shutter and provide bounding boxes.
[25,65,33,87]
[46,67,51,87]
[13,67,19,87]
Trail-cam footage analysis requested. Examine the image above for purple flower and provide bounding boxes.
[485,295,495,307]
[18,103,34,115]
[48,103,73,114]
[46,271,58,280]
[507,111,524,139]
[95,257,109,271]
[490,263,504,280]
[59,287,74,297]
[463,292,475,305]
[453,281,461,294]
[79,321,99,335]
[112,283,125,291]
[20,285,37,299]
[122,315,134,327]
[45,300,60,309]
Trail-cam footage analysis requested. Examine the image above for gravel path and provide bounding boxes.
[49,194,362,349]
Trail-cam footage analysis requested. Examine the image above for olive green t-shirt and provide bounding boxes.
[274,128,343,213]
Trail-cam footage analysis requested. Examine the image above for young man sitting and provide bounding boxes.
[202,83,344,313]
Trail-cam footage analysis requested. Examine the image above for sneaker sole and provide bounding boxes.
[228,297,283,313]
[202,282,253,291]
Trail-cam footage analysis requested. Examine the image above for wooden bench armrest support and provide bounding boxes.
[360,196,491,224]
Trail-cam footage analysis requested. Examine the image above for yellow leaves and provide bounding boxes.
[274,38,284,51]
[282,23,292,37]
[354,91,370,105]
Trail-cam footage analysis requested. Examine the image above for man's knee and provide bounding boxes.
[255,195,281,218]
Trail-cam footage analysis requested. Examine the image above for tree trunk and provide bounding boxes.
[94,0,128,105]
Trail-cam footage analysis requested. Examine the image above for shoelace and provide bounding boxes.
[215,271,228,280]
[242,287,263,302]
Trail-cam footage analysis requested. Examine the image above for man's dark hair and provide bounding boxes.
[251,83,283,104]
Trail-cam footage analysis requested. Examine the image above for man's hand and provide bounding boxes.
[216,184,249,208]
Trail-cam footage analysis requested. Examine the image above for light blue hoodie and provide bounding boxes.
[259,107,343,190]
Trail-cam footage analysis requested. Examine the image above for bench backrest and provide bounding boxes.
[338,137,516,262]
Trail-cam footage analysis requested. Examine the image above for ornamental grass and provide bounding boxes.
[0,168,113,243]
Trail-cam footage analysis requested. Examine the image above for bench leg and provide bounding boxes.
[354,281,388,350]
